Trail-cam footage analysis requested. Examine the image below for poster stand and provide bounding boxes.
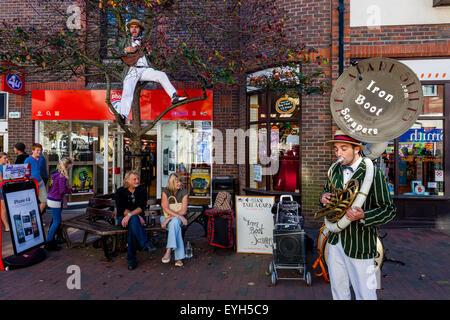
[0,178,47,271]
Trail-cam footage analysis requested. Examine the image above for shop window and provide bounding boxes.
[247,90,301,193]
[39,121,108,199]
[159,121,212,204]
[398,120,444,196]
[373,84,446,197]
[422,85,443,116]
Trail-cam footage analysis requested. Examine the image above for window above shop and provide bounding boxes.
[0,93,6,119]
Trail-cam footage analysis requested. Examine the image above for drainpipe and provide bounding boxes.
[338,0,345,75]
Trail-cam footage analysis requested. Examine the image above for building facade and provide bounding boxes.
[2,0,449,227]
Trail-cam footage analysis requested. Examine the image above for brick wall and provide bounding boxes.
[350,24,450,58]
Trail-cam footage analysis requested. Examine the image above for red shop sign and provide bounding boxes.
[31,89,213,121]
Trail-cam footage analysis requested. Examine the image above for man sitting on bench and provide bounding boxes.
[116,170,156,270]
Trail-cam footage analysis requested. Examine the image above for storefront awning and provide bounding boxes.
[31,89,213,121]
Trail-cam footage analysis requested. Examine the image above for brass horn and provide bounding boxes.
[314,158,360,222]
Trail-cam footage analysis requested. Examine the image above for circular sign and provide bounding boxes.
[414,184,425,195]
[330,58,423,143]
[275,96,296,114]
[6,74,23,91]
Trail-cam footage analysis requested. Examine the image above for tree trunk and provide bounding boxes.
[127,82,147,173]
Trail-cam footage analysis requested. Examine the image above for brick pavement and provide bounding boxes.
[0,209,449,300]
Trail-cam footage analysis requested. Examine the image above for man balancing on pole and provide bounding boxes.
[319,130,396,300]
[116,19,187,125]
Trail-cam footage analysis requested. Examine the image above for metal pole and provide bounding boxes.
[338,0,345,76]
[103,121,109,194]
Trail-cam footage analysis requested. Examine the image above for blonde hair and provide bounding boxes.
[56,158,72,180]
[166,173,180,194]
[123,170,139,188]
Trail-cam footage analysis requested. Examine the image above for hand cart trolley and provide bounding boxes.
[269,195,311,286]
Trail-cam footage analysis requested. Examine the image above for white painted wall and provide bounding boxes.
[350,0,450,27]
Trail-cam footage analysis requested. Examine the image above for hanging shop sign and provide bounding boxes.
[1,73,26,96]
[398,128,443,143]
[31,89,213,121]
[330,58,423,143]
[275,95,296,114]
[236,196,275,254]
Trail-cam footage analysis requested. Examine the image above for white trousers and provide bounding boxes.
[118,67,177,117]
[328,238,377,300]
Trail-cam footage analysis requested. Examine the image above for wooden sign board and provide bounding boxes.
[236,195,275,254]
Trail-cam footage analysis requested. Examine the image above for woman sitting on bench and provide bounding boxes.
[161,173,188,267]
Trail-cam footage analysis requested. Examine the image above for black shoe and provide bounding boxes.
[118,114,127,126]
[44,242,62,251]
[171,94,187,104]
[128,262,137,270]
[143,243,157,253]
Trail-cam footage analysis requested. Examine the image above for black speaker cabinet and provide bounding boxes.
[273,228,306,265]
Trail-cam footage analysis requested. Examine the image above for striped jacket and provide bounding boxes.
[322,158,396,259]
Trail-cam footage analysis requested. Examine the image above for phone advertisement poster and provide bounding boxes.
[4,186,46,255]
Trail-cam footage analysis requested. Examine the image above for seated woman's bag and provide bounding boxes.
[163,195,182,218]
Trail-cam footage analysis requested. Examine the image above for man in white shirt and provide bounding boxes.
[117,19,186,124]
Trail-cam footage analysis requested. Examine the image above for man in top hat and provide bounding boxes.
[116,19,186,124]
[320,130,396,300]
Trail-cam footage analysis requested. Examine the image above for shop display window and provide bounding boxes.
[39,121,110,199]
[159,121,212,204]
[247,90,301,194]
[373,84,446,197]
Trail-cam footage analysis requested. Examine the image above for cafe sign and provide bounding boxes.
[330,58,423,143]
[275,95,296,114]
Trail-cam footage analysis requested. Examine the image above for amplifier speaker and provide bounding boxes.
[274,229,306,264]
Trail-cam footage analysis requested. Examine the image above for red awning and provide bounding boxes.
[31,89,213,121]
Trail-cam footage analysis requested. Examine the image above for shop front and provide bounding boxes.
[32,89,213,204]
[377,58,450,222]
[244,58,450,224]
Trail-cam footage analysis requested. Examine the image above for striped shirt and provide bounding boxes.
[322,158,396,259]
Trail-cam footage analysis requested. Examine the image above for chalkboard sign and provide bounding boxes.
[236,196,275,254]
[275,96,296,114]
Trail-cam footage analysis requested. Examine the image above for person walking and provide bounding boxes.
[14,142,28,164]
[24,143,47,214]
[45,158,72,251]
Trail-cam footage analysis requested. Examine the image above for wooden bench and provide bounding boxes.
[61,197,208,260]
[61,198,163,260]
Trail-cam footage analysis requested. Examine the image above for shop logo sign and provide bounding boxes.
[275,95,296,114]
[6,74,22,91]
[109,91,122,115]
